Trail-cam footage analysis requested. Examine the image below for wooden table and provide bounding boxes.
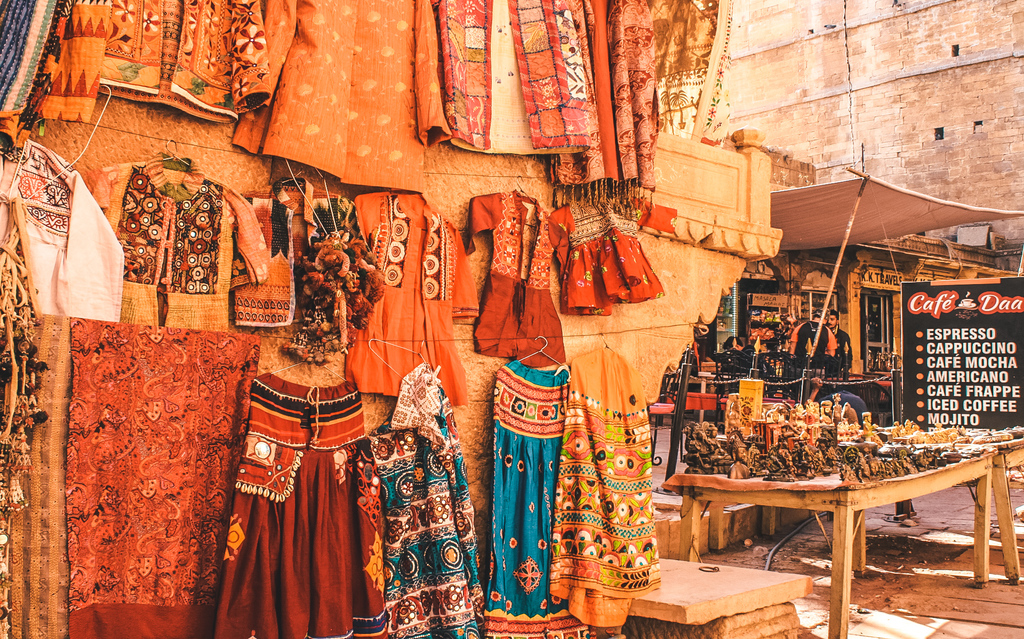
[663,441,1023,639]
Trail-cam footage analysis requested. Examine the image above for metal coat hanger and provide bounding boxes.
[368,338,441,381]
[165,138,185,162]
[266,359,346,382]
[518,336,569,376]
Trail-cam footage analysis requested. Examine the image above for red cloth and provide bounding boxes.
[214,375,386,639]
[466,192,565,366]
[66,320,260,639]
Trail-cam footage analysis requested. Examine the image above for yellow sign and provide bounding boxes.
[861,266,901,291]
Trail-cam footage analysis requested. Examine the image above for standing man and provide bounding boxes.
[827,310,852,375]
[789,309,837,363]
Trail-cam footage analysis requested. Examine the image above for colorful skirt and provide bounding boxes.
[485,361,589,639]
[214,375,387,639]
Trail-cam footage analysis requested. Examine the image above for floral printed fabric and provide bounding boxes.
[99,0,271,121]
[66,319,260,639]
[370,364,485,639]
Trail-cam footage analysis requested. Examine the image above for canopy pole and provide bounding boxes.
[1017,243,1024,277]
[811,176,869,357]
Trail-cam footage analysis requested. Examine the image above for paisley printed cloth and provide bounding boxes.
[214,375,387,639]
[550,348,660,627]
[370,364,485,639]
[485,362,588,639]
[65,319,260,639]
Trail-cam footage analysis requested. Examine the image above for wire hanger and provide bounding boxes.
[165,138,185,162]
[266,359,347,382]
[368,338,441,381]
[34,85,113,191]
[518,336,570,376]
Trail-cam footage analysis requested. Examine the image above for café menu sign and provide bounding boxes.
[902,277,1024,429]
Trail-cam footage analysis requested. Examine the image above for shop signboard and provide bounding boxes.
[902,277,1024,429]
[861,266,901,291]
[748,293,789,308]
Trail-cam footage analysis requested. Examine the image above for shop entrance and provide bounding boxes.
[862,292,894,371]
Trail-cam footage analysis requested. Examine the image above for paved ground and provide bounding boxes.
[649,428,1024,638]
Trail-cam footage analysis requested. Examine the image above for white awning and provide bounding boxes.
[771,174,1024,250]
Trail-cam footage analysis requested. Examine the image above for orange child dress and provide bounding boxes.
[345,193,479,406]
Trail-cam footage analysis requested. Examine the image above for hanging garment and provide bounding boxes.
[345,193,478,406]
[10,316,73,639]
[214,375,387,639]
[435,0,590,154]
[548,199,663,315]
[370,364,485,639]
[550,348,660,627]
[39,0,112,123]
[0,140,123,321]
[85,156,271,330]
[233,0,450,192]
[466,192,564,366]
[551,0,659,188]
[65,319,260,639]
[485,362,589,639]
[649,0,732,144]
[0,0,69,149]
[95,0,270,121]
[230,180,313,327]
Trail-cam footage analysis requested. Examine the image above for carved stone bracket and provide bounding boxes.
[651,127,782,261]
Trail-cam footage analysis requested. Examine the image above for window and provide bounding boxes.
[862,293,894,371]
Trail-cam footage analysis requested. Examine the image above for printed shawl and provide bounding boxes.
[66,320,260,639]
[436,0,590,152]
[550,348,660,627]
[650,0,733,144]
[370,364,485,639]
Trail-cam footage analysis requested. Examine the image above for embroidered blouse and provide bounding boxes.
[99,0,271,121]
[0,140,123,321]
[86,157,271,330]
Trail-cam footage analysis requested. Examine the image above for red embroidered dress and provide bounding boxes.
[436,0,591,153]
[466,192,564,366]
[345,193,478,406]
[215,375,387,639]
[65,319,260,639]
[548,200,663,315]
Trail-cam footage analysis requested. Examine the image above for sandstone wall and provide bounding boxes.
[35,97,751,545]
[729,0,1024,240]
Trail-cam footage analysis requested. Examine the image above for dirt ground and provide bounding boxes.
[649,435,1024,638]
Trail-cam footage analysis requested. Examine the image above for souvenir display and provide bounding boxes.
[551,348,660,627]
[234,0,449,191]
[485,362,588,639]
[345,193,478,406]
[85,156,271,330]
[435,0,590,155]
[65,320,260,639]
[370,364,485,639]
[1,140,123,321]
[550,187,664,315]
[215,375,387,639]
[466,192,565,366]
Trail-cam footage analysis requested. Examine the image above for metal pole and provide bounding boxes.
[664,346,693,481]
[891,366,903,425]
[811,175,870,356]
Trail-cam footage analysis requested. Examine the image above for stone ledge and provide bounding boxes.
[628,559,812,626]
[625,602,800,639]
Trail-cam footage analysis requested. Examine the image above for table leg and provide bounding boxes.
[974,470,992,587]
[829,504,855,639]
[993,455,1021,584]
[680,493,702,562]
[761,506,778,536]
[853,510,867,574]
[709,503,727,551]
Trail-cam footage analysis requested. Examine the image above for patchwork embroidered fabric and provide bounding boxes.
[485,362,589,639]
[550,348,660,627]
[370,364,485,639]
[215,375,387,639]
[65,319,260,639]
